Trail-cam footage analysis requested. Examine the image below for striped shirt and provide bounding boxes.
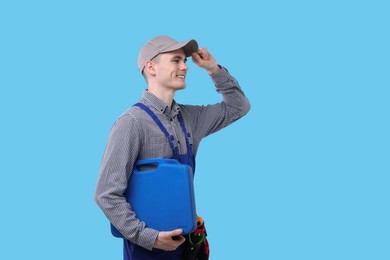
[95,66,250,250]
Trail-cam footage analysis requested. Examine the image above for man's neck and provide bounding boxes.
[147,86,176,108]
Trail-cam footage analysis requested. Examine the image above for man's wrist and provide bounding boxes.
[208,65,221,75]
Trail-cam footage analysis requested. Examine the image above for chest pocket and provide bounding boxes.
[142,135,172,158]
[148,135,167,144]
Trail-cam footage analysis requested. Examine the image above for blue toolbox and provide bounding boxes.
[111,158,197,238]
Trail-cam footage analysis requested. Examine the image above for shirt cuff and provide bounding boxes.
[138,227,159,250]
[210,65,231,86]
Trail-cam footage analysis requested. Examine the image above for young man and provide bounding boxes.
[95,35,250,259]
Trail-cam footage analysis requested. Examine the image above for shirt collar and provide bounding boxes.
[141,90,181,116]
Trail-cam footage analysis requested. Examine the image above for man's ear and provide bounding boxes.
[144,60,156,76]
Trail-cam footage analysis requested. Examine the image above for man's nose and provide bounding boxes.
[180,62,188,71]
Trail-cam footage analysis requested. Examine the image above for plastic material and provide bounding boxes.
[111,158,197,238]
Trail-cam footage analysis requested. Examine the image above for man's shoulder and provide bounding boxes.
[119,106,136,117]
[107,106,145,136]
[117,104,145,119]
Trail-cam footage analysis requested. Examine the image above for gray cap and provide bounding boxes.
[138,36,198,73]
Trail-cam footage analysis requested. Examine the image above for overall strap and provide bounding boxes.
[133,103,179,157]
[178,114,193,157]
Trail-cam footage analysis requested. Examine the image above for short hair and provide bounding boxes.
[142,54,161,83]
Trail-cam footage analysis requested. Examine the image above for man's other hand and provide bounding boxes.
[153,229,186,251]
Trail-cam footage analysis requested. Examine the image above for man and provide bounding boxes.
[95,35,250,259]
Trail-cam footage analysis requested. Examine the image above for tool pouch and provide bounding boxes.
[182,217,209,260]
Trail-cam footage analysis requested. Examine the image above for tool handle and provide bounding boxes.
[135,158,179,171]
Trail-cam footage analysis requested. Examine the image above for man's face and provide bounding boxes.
[153,49,188,91]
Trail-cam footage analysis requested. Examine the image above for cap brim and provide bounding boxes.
[161,39,198,57]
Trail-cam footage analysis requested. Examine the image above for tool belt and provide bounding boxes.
[182,216,209,260]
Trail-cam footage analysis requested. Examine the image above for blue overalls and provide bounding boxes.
[124,103,195,260]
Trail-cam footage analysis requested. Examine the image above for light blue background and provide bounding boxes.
[1,0,389,259]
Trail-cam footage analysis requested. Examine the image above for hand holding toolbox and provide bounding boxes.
[111,158,197,238]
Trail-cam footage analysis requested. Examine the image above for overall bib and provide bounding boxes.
[124,103,195,260]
